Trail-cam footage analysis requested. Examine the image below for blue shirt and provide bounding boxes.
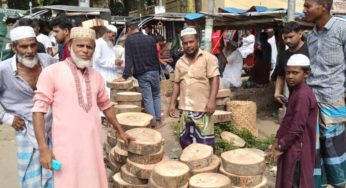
[306,17,346,103]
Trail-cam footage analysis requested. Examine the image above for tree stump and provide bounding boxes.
[151,160,190,187]
[189,173,231,188]
[220,148,266,176]
[180,143,213,170]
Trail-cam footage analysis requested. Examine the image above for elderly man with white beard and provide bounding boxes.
[32,27,133,188]
[0,26,56,187]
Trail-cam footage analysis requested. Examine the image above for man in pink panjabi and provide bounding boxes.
[32,27,133,188]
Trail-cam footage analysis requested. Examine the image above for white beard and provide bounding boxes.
[17,54,38,68]
[70,49,92,69]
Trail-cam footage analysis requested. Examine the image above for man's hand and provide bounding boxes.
[12,116,26,131]
[39,148,54,170]
[118,131,135,146]
[169,104,177,118]
[205,100,216,116]
[114,77,126,82]
[274,93,285,104]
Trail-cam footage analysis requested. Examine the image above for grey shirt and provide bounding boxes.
[0,53,56,148]
[306,17,346,103]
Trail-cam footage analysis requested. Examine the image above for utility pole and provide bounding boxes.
[287,0,296,21]
[204,0,214,52]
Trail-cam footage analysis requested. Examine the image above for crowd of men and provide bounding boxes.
[0,0,345,187]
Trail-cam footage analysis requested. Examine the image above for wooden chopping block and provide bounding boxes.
[116,92,142,102]
[115,104,141,114]
[113,172,148,188]
[217,89,231,98]
[107,132,117,147]
[126,128,162,155]
[107,79,133,90]
[180,143,213,170]
[110,145,128,164]
[126,156,169,179]
[120,165,148,185]
[128,146,164,164]
[151,160,190,187]
[216,97,231,106]
[220,148,266,176]
[116,112,153,130]
[109,153,122,173]
[191,155,220,175]
[212,110,232,123]
[189,173,231,188]
[220,131,246,147]
[226,100,258,136]
[117,101,142,108]
[220,166,263,187]
[148,178,188,188]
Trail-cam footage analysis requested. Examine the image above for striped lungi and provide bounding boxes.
[313,101,346,187]
[16,131,53,188]
[178,111,215,150]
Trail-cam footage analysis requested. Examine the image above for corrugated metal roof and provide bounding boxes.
[33,5,110,13]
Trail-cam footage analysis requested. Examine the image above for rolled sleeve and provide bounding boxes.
[32,69,54,113]
[207,54,220,78]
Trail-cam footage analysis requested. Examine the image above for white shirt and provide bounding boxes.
[238,34,255,58]
[268,36,277,69]
[37,33,52,51]
[93,38,121,82]
[114,44,125,75]
[223,49,243,88]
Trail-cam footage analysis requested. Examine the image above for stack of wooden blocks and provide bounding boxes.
[107,80,134,103]
[112,128,166,187]
[220,148,267,188]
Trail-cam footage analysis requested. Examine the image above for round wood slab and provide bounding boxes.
[120,165,148,185]
[180,143,213,170]
[189,173,231,188]
[128,146,164,164]
[219,166,263,187]
[126,128,163,155]
[115,104,141,114]
[191,155,221,175]
[151,160,190,187]
[113,172,148,188]
[107,79,133,89]
[116,112,153,130]
[220,148,266,176]
[116,92,142,102]
[220,131,246,147]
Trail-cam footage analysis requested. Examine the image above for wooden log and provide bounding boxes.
[126,156,169,179]
[109,153,122,173]
[191,155,221,175]
[231,176,268,188]
[216,97,231,106]
[117,101,142,107]
[126,128,162,155]
[212,110,232,124]
[107,80,133,90]
[226,101,258,136]
[220,148,266,176]
[151,160,190,187]
[148,178,189,188]
[219,166,263,187]
[116,138,128,151]
[116,92,142,102]
[110,145,128,164]
[217,89,231,98]
[220,131,246,147]
[113,172,148,188]
[180,143,213,170]
[107,132,117,147]
[120,165,148,185]
[189,173,231,188]
[115,104,141,114]
[128,146,164,164]
[116,112,153,130]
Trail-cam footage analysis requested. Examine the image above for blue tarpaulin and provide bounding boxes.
[184,13,204,21]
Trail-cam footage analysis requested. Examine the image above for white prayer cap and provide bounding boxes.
[181,27,197,37]
[106,25,117,33]
[70,27,96,40]
[287,54,310,67]
[10,26,36,42]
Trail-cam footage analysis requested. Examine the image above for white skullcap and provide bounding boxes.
[70,27,96,40]
[10,26,36,42]
[106,25,117,33]
[287,54,310,67]
[181,27,197,37]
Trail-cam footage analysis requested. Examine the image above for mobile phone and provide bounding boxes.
[52,159,62,171]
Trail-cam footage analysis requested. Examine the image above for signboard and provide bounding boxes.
[333,0,346,14]
[155,5,166,14]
